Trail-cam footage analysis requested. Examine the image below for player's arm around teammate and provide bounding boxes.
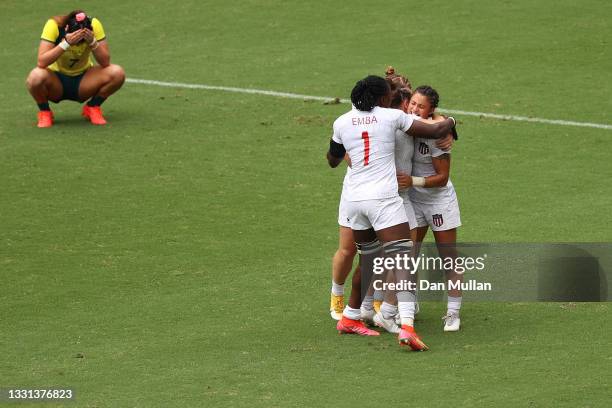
[326,76,457,350]
[326,111,453,168]
[358,72,416,333]
[26,10,125,128]
[364,68,456,334]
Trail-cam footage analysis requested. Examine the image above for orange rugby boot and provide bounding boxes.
[398,325,429,351]
[82,105,107,125]
[37,111,54,128]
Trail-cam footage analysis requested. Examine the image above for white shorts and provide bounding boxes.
[399,192,417,230]
[413,198,461,231]
[344,196,408,231]
[338,191,351,228]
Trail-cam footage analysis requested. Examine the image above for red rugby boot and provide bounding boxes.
[337,316,380,336]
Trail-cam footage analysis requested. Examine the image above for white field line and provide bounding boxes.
[126,78,612,130]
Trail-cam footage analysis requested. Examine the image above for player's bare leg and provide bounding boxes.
[434,228,462,331]
[26,68,63,128]
[335,257,378,336]
[375,223,428,350]
[360,222,411,320]
[360,274,380,325]
[412,225,429,315]
[360,225,417,318]
[414,226,429,251]
[330,226,357,320]
[336,228,379,336]
[362,218,417,322]
[360,243,386,325]
[374,227,418,333]
[79,64,125,125]
[352,228,382,306]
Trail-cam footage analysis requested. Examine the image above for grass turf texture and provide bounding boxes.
[1,0,611,406]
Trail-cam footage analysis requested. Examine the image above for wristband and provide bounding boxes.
[411,176,426,187]
[451,126,459,141]
[59,40,70,51]
[89,39,99,50]
[449,116,458,140]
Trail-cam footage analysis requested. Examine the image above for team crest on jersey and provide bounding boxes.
[432,214,444,227]
[418,142,430,155]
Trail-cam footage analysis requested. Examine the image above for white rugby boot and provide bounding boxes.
[442,312,461,332]
[360,307,376,326]
[373,311,400,334]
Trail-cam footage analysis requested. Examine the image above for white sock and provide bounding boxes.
[361,295,374,311]
[343,306,361,320]
[331,280,344,296]
[397,290,417,326]
[447,296,462,315]
[380,301,398,320]
[398,303,415,326]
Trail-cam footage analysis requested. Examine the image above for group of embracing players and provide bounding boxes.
[326,67,462,351]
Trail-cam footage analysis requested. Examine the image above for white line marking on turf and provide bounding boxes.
[126,78,612,130]
[436,108,612,130]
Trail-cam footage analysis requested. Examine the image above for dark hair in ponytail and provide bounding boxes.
[350,75,390,111]
[53,9,86,28]
[413,85,440,109]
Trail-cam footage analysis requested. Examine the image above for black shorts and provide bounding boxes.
[52,71,86,102]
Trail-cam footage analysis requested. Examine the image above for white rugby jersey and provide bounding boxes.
[409,138,457,205]
[342,164,352,186]
[339,165,351,201]
[332,106,415,201]
[395,128,414,197]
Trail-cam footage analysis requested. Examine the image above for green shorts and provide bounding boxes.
[53,71,86,102]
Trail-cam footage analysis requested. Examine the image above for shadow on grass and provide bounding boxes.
[52,111,130,127]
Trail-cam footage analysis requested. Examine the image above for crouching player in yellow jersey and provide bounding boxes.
[26,10,125,128]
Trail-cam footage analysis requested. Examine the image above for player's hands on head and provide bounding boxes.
[82,29,94,44]
[397,172,413,189]
[65,28,84,45]
[436,133,454,150]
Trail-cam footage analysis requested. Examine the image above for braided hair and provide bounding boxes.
[413,85,440,109]
[350,75,390,111]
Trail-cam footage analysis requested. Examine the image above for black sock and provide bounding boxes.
[87,95,107,107]
[37,102,50,111]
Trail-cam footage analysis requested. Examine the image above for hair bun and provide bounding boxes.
[385,66,395,76]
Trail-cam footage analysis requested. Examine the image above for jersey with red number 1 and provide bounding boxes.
[331,106,416,202]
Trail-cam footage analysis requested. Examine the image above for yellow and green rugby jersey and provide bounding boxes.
[40,18,106,76]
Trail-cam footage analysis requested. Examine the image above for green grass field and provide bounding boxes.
[1,0,611,406]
